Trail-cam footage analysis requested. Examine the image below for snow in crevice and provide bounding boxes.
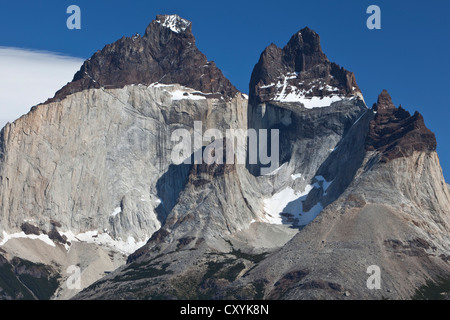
[262,175,334,226]
[148,83,209,100]
[131,33,140,41]
[291,173,303,180]
[270,73,347,108]
[263,186,312,224]
[273,73,298,101]
[350,109,369,128]
[276,90,345,108]
[263,185,319,225]
[111,207,121,217]
[259,83,275,89]
[170,90,207,101]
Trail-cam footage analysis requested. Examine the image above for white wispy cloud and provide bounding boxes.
[0,47,84,129]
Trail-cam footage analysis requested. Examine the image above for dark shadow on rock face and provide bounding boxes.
[154,155,193,224]
[0,126,6,162]
[276,103,371,229]
[301,107,373,217]
[246,104,293,177]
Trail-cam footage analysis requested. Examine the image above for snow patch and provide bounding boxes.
[131,33,140,41]
[259,83,275,89]
[263,185,313,225]
[272,74,346,108]
[148,83,172,89]
[60,230,147,255]
[157,15,191,34]
[301,202,323,224]
[277,91,345,108]
[148,83,209,101]
[291,173,303,180]
[171,90,206,101]
[263,176,333,226]
[0,231,56,247]
[111,207,121,217]
[0,229,148,255]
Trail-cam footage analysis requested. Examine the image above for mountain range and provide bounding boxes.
[0,14,448,300]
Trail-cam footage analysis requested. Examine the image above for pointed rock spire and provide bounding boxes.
[249,27,361,105]
[283,27,328,73]
[366,91,436,162]
[374,89,395,112]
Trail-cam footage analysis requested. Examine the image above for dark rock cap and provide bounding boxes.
[47,14,238,103]
[249,27,360,105]
[366,90,436,162]
[374,89,396,112]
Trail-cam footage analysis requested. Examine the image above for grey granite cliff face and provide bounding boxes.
[0,84,248,244]
[0,82,250,300]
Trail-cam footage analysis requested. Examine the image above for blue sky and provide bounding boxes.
[1,0,449,180]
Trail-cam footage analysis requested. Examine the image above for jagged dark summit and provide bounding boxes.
[366,90,437,162]
[249,27,360,105]
[49,14,238,103]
